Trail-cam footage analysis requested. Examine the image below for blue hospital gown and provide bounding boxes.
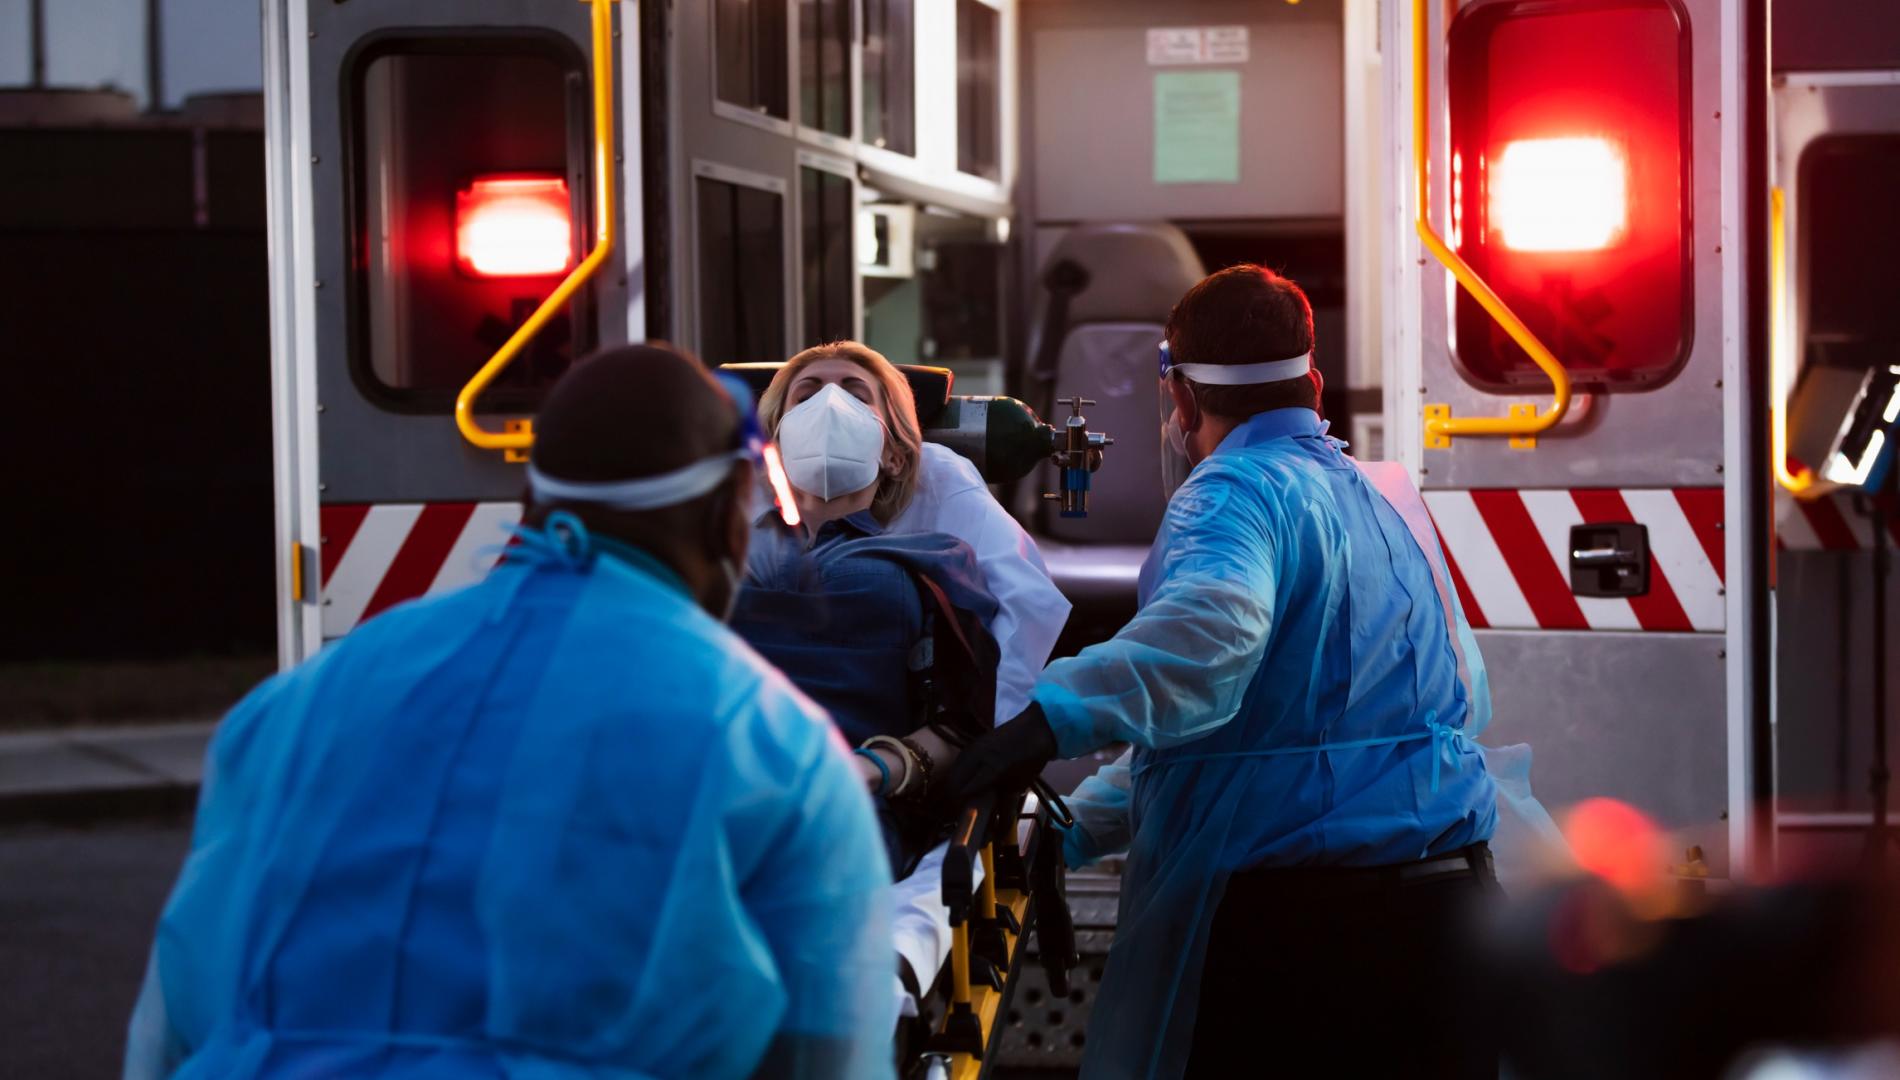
[1039,407,1499,1079]
[125,523,896,1080]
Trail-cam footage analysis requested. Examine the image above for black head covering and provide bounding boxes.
[531,343,738,484]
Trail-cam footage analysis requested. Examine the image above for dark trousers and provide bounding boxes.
[1185,844,1499,1079]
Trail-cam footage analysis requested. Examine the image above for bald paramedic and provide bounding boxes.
[125,345,896,1080]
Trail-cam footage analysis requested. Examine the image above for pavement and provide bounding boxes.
[0,720,213,823]
[0,817,193,1078]
[0,722,213,1072]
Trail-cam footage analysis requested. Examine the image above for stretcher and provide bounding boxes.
[905,789,1078,1080]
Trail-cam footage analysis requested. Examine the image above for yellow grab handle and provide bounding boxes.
[455,0,618,455]
[1413,0,1572,443]
[1769,187,1814,494]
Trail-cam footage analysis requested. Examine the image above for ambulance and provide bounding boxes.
[260,0,1900,1070]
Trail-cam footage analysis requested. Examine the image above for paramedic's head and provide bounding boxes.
[1163,265,1324,464]
[527,343,754,618]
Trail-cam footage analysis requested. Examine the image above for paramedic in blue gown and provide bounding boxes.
[123,345,896,1080]
[938,267,1503,1080]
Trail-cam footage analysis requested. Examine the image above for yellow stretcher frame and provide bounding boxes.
[926,801,1045,1080]
[1413,0,1574,449]
[939,856,1032,1080]
[454,0,618,461]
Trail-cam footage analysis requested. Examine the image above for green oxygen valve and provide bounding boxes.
[921,394,1111,514]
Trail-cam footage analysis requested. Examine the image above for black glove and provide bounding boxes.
[932,703,1059,814]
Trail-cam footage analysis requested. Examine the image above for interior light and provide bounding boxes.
[1491,137,1628,252]
[856,208,884,266]
[456,174,573,278]
[1824,429,1886,487]
[1816,365,1900,490]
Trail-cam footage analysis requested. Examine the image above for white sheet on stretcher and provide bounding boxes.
[890,841,986,1017]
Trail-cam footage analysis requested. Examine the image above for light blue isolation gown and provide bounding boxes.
[1041,408,1501,1080]
[124,520,897,1080]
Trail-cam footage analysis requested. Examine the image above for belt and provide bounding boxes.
[1225,842,1495,902]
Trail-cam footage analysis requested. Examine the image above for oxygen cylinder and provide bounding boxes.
[922,396,1057,484]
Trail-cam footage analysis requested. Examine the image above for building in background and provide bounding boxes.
[1,0,273,681]
[0,0,261,112]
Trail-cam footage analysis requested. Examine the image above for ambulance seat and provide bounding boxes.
[1024,223,1206,605]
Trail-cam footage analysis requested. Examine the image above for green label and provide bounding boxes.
[1154,70,1241,185]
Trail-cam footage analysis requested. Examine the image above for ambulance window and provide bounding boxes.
[864,0,915,155]
[350,40,588,411]
[716,0,790,121]
[1798,134,1900,373]
[801,166,856,345]
[956,0,1001,181]
[799,0,852,138]
[697,175,787,365]
[919,212,1004,362]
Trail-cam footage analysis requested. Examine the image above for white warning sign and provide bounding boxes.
[1146,26,1250,66]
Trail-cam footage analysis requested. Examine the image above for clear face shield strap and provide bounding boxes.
[1155,340,1316,432]
[527,452,750,512]
[1163,352,1314,386]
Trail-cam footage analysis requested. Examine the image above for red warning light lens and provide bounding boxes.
[1446,0,1690,392]
[455,175,573,278]
[1492,137,1628,252]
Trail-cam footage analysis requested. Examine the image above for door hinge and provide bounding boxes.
[290,541,317,604]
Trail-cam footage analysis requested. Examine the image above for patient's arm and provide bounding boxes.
[853,725,960,795]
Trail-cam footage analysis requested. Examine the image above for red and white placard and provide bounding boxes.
[1776,490,1900,551]
[1423,488,1726,632]
[320,502,522,638]
[317,488,1744,641]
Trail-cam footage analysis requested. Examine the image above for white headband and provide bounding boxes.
[1168,352,1313,385]
[527,451,748,512]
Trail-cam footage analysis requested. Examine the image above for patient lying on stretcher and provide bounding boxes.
[729,345,1012,1013]
[732,516,998,1025]
[733,511,997,859]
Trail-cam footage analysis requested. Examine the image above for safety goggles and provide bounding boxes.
[526,373,803,527]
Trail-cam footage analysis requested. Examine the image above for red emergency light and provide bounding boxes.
[1492,137,1628,252]
[455,174,574,278]
[1447,0,1691,391]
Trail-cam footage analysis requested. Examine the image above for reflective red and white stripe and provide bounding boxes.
[1776,490,1900,551]
[1423,488,1726,632]
[320,502,523,638]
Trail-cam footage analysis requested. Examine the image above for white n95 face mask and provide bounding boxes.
[775,383,887,501]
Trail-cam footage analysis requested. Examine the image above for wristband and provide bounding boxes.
[862,735,915,797]
[853,746,892,796]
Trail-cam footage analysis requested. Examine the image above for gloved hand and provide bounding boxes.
[932,704,1059,815]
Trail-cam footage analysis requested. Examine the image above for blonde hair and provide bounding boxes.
[760,341,923,523]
